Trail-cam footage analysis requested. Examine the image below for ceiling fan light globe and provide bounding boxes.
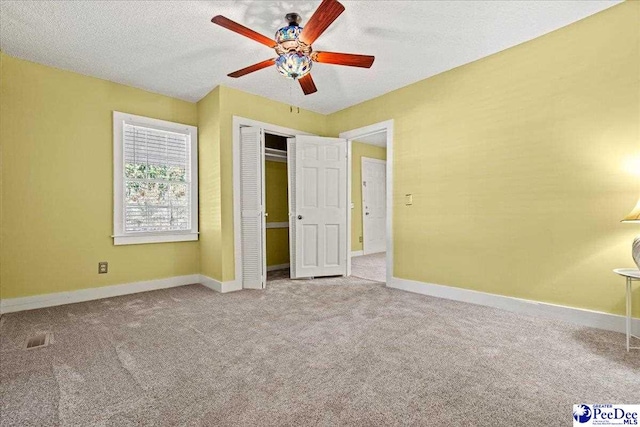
[275,25,302,45]
[275,52,312,80]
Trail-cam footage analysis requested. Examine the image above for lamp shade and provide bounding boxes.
[622,198,640,222]
[275,52,312,79]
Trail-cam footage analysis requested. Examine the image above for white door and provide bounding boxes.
[240,127,266,289]
[288,136,348,279]
[362,157,386,255]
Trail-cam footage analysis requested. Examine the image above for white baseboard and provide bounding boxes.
[0,274,201,315]
[267,263,290,272]
[199,275,242,293]
[388,277,640,335]
[7,272,633,337]
[351,250,364,257]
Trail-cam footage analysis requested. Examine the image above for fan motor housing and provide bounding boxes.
[275,13,311,56]
[285,13,301,25]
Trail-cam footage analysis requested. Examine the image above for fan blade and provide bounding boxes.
[211,16,275,48]
[299,0,345,46]
[314,52,375,68]
[298,74,318,95]
[228,58,276,78]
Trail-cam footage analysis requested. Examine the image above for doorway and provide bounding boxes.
[233,116,350,289]
[264,132,292,281]
[341,120,394,285]
[349,132,387,282]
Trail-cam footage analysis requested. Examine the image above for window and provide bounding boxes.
[113,111,198,245]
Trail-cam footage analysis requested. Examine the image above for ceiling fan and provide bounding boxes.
[211,0,375,95]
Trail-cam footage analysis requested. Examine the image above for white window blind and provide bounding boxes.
[123,124,191,232]
[113,112,198,245]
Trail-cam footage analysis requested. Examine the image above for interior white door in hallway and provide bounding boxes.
[288,136,348,279]
[362,157,386,255]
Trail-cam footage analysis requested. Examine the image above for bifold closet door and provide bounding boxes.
[240,127,266,289]
[288,135,348,279]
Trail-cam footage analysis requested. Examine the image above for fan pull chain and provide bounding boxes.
[289,79,299,114]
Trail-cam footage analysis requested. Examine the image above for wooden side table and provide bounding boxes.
[613,268,640,351]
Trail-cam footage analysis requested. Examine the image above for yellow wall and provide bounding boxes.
[266,229,289,267]
[265,160,289,222]
[197,87,222,279]
[2,1,638,321]
[265,160,290,267]
[351,141,387,252]
[0,55,327,298]
[0,54,200,299]
[328,2,640,317]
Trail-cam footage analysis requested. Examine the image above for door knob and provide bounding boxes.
[365,212,370,216]
[298,215,303,220]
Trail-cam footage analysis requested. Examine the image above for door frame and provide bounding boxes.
[233,116,314,287]
[340,120,394,283]
[361,157,387,255]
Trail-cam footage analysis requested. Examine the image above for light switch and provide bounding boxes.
[405,194,413,206]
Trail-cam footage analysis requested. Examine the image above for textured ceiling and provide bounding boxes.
[0,1,621,114]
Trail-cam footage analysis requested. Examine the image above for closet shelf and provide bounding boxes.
[265,147,287,162]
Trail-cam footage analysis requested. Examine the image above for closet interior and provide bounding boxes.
[264,132,290,277]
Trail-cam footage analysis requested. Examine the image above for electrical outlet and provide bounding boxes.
[359,236,363,243]
[98,262,108,274]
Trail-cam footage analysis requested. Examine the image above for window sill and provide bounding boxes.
[113,233,198,246]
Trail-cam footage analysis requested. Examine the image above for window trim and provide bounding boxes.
[113,111,198,246]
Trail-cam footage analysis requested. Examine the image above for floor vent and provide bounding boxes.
[25,333,52,350]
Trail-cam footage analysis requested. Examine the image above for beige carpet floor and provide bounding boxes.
[1,277,638,426]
